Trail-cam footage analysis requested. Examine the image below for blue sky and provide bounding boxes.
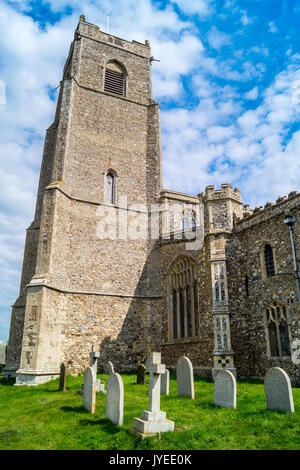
[1,0,300,341]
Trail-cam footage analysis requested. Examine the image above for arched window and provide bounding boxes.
[168,256,199,340]
[105,170,116,204]
[182,209,196,230]
[104,61,126,96]
[261,242,277,279]
[265,303,291,357]
[265,244,275,277]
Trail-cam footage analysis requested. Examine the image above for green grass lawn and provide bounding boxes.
[0,372,299,450]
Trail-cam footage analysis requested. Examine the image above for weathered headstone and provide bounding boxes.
[97,379,106,393]
[214,369,236,409]
[105,373,124,425]
[176,356,194,399]
[83,367,96,413]
[0,341,7,365]
[108,361,115,375]
[131,352,174,438]
[161,369,169,395]
[264,367,295,413]
[137,364,146,384]
[59,363,66,392]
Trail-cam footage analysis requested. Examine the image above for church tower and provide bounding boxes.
[4,16,163,384]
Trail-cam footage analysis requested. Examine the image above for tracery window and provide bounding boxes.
[182,209,196,230]
[265,303,291,357]
[104,61,126,96]
[168,256,199,340]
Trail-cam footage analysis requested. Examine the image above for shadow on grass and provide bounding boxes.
[195,401,218,410]
[61,406,87,414]
[0,429,20,440]
[79,418,120,434]
[0,379,16,387]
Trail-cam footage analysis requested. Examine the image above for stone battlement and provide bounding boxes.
[76,16,151,58]
[199,184,242,204]
[235,190,300,231]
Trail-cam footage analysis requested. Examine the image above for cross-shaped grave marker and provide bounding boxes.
[131,352,174,438]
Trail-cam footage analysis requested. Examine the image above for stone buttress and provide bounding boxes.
[199,184,244,378]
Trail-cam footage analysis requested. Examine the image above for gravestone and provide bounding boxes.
[264,367,295,413]
[131,352,174,438]
[59,363,66,392]
[83,367,96,413]
[108,361,115,375]
[214,369,236,409]
[137,364,146,384]
[0,341,6,364]
[161,369,169,395]
[105,373,124,425]
[176,356,194,399]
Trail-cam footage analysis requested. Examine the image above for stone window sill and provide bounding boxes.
[162,336,209,346]
[267,356,291,361]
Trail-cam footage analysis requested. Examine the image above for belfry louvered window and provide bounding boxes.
[104,61,125,96]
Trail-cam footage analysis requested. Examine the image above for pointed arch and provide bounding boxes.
[264,301,291,358]
[167,255,199,341]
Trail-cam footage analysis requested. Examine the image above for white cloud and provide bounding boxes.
[269,21,278,33]
[151,34,204,98]
[240,10,255,26]
[170,0,214,16]
[245,86,259,100]
[207,26,232,50]
[162,55,300,209]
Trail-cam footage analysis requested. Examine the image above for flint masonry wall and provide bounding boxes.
[227,192,300,382]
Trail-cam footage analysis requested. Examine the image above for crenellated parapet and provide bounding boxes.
[75,15,151,58]
[234,190,300,232]
[199,184,243,235]
[200,183,242,204]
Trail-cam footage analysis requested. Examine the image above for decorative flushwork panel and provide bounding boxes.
[212,262,228,304]
[214,315,231,351]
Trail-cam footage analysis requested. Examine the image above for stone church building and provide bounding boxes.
[4,17,300,385]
